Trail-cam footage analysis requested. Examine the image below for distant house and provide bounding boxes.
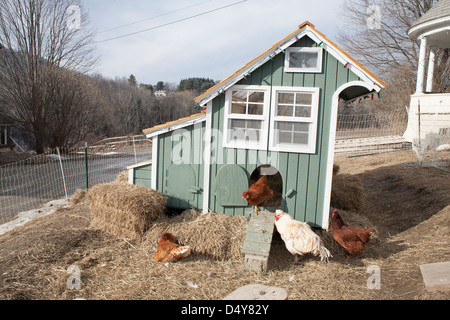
[129,21,386,229]
[154,90,167,98]
[404,0,450,147]
[0,124,12,149]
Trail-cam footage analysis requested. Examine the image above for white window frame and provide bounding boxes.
[285,47,323,73]
[269,86,320,154]
[223,85,271,150]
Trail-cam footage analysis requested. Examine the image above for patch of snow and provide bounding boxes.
[0,199,71,236]
[46,154,66,160]
[436,144,450,151]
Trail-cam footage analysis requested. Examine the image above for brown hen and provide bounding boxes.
[153,232,191,262]
[242,175,274,215]
[331,209,375,259]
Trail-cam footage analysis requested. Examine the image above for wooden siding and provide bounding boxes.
[132,163,152,188]
[156,121,205,210]
[208,35,361,226]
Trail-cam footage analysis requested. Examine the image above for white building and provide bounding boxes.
[404,0,450,148]
[154,90,167,97]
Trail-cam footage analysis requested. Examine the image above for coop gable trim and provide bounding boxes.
[143,111,206,138]
[194,21,386,107]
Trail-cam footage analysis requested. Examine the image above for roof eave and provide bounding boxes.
[408,16,450,40]
[143,113,206,138]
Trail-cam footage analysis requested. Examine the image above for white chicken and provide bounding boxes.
[274,210,331,263]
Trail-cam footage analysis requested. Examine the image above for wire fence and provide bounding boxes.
[336,109,408,139]
[0,136,152,223]
[334,109,410,154]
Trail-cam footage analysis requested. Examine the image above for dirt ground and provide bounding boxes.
[0,150,449,300]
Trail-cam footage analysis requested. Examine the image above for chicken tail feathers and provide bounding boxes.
[171,245,191,260]
[310,238,332,262]
[319,246,332,263]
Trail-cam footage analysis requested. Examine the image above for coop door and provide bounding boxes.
[215,164,249,207]
[166,164,197,201]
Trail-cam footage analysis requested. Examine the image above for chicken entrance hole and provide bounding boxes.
[249,165,282,208]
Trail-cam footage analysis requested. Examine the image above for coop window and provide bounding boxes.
[270,87,320,153]
[224,85,270,150]
[285,47,323,73]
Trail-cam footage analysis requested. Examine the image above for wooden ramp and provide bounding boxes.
[241,210,275,273]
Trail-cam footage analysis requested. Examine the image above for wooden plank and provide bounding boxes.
[134,169,152,180]
[271,53,284,86]
[284,153,299,215]
[245,231,273,243]
[261,59,273,86]
[134,178,152,188]
[295,154,309,222]
[241,241,272,257]
[241,210,275,257]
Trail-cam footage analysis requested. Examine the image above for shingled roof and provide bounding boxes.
[410,0,450,30]
[408,0,450,44]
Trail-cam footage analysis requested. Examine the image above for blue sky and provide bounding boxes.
[81,0,346,85]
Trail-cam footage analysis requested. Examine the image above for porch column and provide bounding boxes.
[416,36,428,94]
[426,47,436,93]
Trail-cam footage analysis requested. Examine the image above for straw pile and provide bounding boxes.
[144,209,248,261]
[89,182,167,240]
[70,189,88,205]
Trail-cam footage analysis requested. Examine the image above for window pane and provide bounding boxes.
[277,105,294,117]
[278,92,295,104]
[248,91,265,103]
[293,132,309,145]
[231,128,245,142]
[246,120,262,129]
[295,106,311,118]
[275,121,310,145]
[296,93,312,105]
[230,120,262,143]
[248,129,261,142]
[247,103,263,115]
[231,103,246,114]
[231,119,246,129]
[277,122,293,131]
[289,52,318,69]
[232,90,247,103]
[293,122,309,132]
[278,131,292,143]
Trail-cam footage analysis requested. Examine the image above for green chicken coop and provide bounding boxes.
[128,21,386,230]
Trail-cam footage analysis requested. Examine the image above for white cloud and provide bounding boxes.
[82,0,344,85]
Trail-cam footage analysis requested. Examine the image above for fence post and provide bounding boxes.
[132,135,137,164]
[56,147,69,200]
[85,142,89,190]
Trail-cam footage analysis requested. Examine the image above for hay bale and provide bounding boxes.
[331,174,366,211]
[70,189,88,205]
[88,182,167,240]
[145,210,248,261]
[114,171,129,183]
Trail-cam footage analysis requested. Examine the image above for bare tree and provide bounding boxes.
[0,0,97,153]
[338,0,449,111]
[46,69,105,148]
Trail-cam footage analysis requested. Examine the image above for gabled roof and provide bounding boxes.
[195,21,386,107]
